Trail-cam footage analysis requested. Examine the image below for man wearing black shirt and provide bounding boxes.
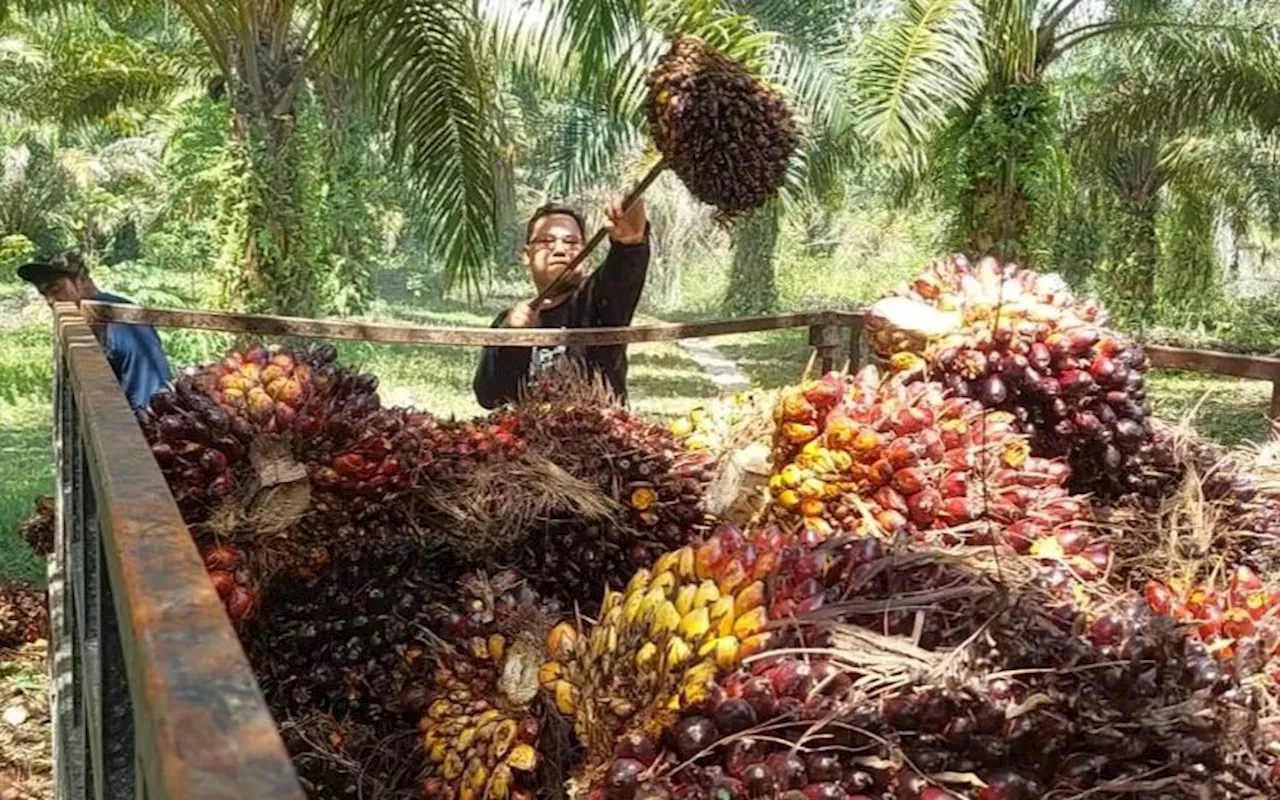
[474,199,650,409]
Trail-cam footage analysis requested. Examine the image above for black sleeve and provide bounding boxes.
[473,310,533,410]
[587,223,651,326]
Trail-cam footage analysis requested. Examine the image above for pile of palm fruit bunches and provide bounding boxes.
[119,254,1280,799]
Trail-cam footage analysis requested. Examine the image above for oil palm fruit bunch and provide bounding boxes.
[241,540,445,728]
[540,523,836,769]
[767,368,1107,582]
[574,539,1276,800]
[1141,565,1280,678]
[669,391,777,457]
[0,581,47,648]
[869,254,1153,499]
[414,571,561,800]
[646,35,800,216]
[18,494,54,557]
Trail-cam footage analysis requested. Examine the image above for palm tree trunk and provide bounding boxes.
[723,204,780,316]
[952,83,1053,264]
[218,20,316,316]
[1110,195,1160,324]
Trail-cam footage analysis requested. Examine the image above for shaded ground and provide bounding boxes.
[0,641,51,799]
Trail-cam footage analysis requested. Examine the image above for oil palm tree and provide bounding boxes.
[852,0,1280,274]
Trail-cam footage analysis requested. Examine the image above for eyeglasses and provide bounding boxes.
[528,235,583,250]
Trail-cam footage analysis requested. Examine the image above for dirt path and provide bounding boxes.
[675,337,750,393]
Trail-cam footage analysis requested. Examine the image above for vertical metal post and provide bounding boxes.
[1269,380,1279,423]
[847,316,869,371]
[808,323,841,375]
[51,340,87,800]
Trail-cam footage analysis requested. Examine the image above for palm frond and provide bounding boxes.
[337,0,498,297]
[851,0,987,170]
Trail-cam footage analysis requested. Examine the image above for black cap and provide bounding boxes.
[17,251,87,286]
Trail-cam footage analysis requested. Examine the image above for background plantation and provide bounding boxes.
[2,0,1280,586]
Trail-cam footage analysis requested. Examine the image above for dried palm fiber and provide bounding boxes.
[416,454,618,560]
[868,254,1154,499]
[646,35,800,217]
[278,712,428,800]
[556,526,1278,800]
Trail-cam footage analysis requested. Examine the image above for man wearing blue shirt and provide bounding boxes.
[19,251,172,411]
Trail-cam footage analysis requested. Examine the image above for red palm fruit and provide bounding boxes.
[713,698,758,735]
[614,731,656,765]
[1143,581,1174,616]
[942,448,971,471]
[916,428,945,461]
[892,407,933,436]
[1074,543,1111,579]
[1186,585,1215,615]
[209,474,232,497]
[1229,565,1263,602]
[1002,519,1040,553]
[1055,527,1088,555]
[803,785,846,800]
[890,467,925,496]
[803,376,845,408]
[332,452,365,476]
[906,489,941,526]
[1242,591,1268,620]
[150,442,176,466]
[1223,608,1254,640]
[825,414,857,449]
[939,420,968,450]
[874,508,908,534]
[274,403,297,429]
[938,472,966,498]
[226,585,256,620]
[740,676,777,720]
[938,496,974,523]
[1198,603,1224,640]
[766,752,807,790]
[203,545,240,571]
[200,448,228,474]
[782,422,820,444]
[873,486,908,513]
[207,569,235,598]
[884,438,921,468]
[312,467,339,486]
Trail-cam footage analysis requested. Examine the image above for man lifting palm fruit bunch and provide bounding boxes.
[473,198,650,409]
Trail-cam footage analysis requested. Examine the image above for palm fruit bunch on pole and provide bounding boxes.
[411,571,569,800]
[0,582,47,648]
[646,35,800,217]
[867,254,1154,499]
[767,367,1108,587]
[564,531,1278,800]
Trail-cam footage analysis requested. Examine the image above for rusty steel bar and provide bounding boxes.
[51,302,303,800]
[82,300,852,348]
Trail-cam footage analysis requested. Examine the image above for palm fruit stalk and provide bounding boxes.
[646,35,800,217]
[0,582,47,649]
[767,367,1107,588]
[868,254,1154,499]
[570,535,1278,799]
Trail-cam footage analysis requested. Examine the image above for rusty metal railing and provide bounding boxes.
[50,303,304,799]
